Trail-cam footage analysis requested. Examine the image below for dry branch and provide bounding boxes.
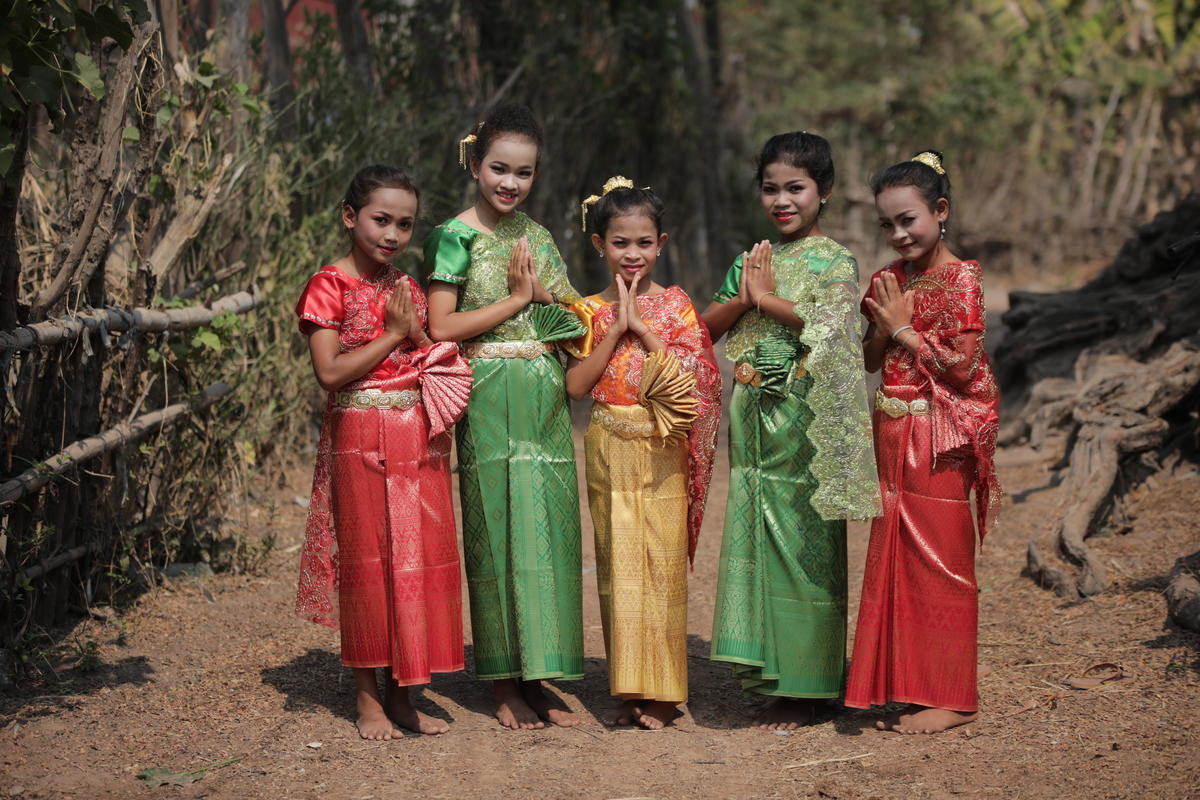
[16,543,99,582]
[0,381,232,506]
[0,287,259,352]
[28,24,159,320]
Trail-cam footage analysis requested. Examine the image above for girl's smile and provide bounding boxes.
[875,184,950,269]
[592,213,669,289]
[473,134,538,222]
[343,187,418,272]
[760,162,827,242]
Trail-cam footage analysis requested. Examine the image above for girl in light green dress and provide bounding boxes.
[702,132,880,729]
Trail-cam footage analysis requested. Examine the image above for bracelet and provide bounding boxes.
[891,324,915,341]
[756,291,776,313]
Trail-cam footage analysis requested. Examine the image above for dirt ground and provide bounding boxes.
[3,352,1199,799]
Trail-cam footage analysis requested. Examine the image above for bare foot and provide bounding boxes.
[600,699,639,727]
[752,697,815,730]
[353,668,403,741]
[385,684,449,735]
[521,680,578,727]
[896,705,978,734]
[877,703,978,734]
[493,679,544,730]
[634,700,679,730]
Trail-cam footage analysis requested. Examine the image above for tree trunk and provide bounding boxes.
[260,0,296,133]
[335,0,374,94]
[215,0,249,82]
[0,108,31,329]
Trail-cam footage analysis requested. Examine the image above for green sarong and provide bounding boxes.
[710,376,847,697]
[457,354,583,680]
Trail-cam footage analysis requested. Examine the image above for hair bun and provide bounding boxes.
[910,151,946,175]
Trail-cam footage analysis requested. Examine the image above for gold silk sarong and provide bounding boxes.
[585,400,690,703]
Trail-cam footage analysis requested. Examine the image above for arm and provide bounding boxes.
[305,284,412,392]
[701,296,750,343]
[427,237,535,342]
[701,250,752,342]
[862,272,915,374]
[863,321,887,374]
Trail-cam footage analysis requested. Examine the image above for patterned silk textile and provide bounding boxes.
[294,266,472,686]
[567,287,721,703]
[844,259,1001,713]
[710,237,879,698]
[424,213,586,681]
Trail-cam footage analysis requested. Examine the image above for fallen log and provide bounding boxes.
[1024,342,1200,599]
[0,286,259,353]
[1166,552,1200,633]
[0,381,232,506]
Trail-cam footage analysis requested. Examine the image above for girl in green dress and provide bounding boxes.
[703,132,880,729]
[425,104,586,730]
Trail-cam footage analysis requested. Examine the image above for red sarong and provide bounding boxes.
[294,266,471,686]
[844,385,979,712]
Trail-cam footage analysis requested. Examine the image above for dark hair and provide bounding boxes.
[586,186,666,238]
[754,131,835,194]
[470,103,545,165]
[343,164,420,213]
[869,150,952,210]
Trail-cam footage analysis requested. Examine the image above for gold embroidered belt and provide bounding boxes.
[875,389,930,418]
[463,340,553,360]
[590,404,656,438]
[733,356,808,387]
[335,388,421,410]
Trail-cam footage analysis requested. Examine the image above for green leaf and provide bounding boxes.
[137,768,204,788]
[16,65,64,106]
[121,125,140,142]
[191,329,222,353]
[73,53,105,100]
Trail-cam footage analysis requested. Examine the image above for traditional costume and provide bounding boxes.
[844,258,1000,713]
[295,265,472,686]
[709,237,880,698]
[565,287,721,703]
[424,211,586,681]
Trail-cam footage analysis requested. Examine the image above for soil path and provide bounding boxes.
[3,378,1199,799]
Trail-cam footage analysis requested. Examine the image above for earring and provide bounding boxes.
[656,250,662,256]
[820,198,827,205]
[597,250,604,259]
[940,224,946,238]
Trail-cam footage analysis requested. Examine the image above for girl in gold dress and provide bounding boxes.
[564,179,721,729]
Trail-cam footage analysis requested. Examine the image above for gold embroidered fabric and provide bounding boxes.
[585,401,690,702]
[454,211,581,342]
[638,351,698,442]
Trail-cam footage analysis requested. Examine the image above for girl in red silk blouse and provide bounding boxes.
[294,165,471,740]
[845,151,1001,734]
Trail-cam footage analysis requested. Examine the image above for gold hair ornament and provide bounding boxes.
[458,123,484,170]
[580,175,651,231]
[911,152,945,175]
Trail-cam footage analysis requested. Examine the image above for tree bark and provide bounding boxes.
[0,108,31,329]
[260,0,296,132]
[335,0,374,94]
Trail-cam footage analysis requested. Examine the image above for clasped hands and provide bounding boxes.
[863,271,915,342]
[506,237,556,306]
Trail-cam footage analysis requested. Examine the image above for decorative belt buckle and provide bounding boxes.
[518,341,542,359]
[909,398,930,415]
[878,394,910,419]
[734,362,757,385]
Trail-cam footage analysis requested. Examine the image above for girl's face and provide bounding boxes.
[875,185,949,266]
[473,134,539,217]
[343,187,418,266]
[592,213,668,286]
[759,162,828,242]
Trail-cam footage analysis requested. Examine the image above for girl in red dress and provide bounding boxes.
[844,151,1001,734]
[294,165,472,740]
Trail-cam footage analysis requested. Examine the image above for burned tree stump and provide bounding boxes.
[1024,344,1200,598]
[998,197,1200,601]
